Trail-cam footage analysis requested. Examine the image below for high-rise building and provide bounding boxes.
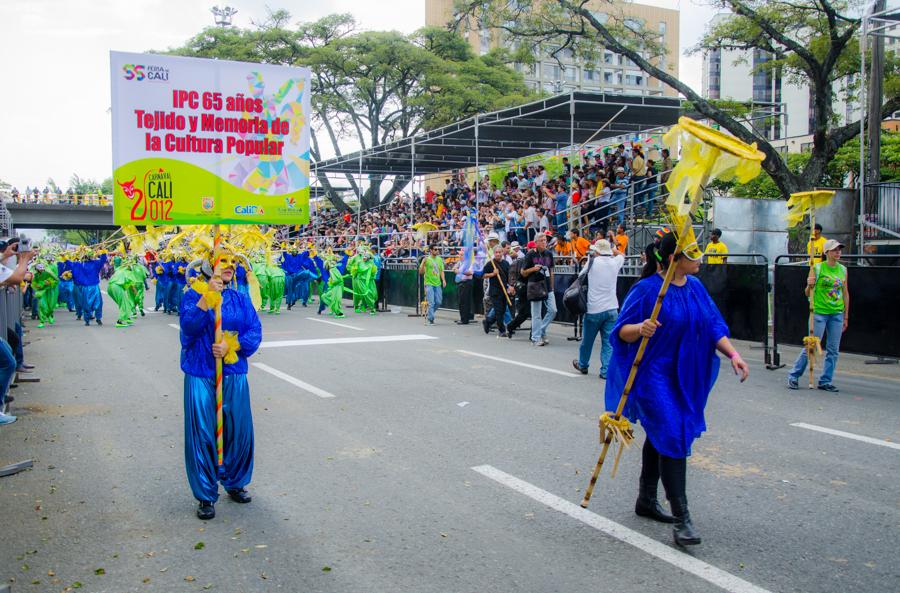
[701,13,856,145]
[425,0,680,97]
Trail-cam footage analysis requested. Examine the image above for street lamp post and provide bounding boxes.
[211,5,238,27]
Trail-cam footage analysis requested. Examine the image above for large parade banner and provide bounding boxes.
[110,51,311,225]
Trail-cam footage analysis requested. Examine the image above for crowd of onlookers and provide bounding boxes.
[302,144,673,263]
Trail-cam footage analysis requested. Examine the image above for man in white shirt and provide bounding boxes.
[572,239,623,379]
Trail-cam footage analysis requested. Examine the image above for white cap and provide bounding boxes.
[591,239,613,255]
[487,232,500,241]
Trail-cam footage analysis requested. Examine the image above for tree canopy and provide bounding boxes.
[453,0,899,199]
[168,12,532,210]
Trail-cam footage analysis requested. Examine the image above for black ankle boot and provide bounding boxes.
[670,496,701,546]
[635,479,674,523]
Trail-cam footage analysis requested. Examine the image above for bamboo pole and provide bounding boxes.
[580,160,715,509]
[213,224,225,467]
[807,208,817,389]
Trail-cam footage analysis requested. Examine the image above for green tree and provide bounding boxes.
[168,11,532,210]
[45,229,116,245]
[454,0,900,199]
[68,174,100,195]
[829,131,900,182]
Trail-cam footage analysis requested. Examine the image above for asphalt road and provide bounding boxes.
[2,290,898,593]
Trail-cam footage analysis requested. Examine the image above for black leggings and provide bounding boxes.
[640,439,686,501]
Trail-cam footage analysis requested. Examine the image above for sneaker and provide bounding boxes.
[429,319,435,325]
[498,332,508,338]
[572,359,588,375]
[818,384,840,393]
[537,339,547,347]
[787,379,799,390]
[507,329,514,339]
[84,319,90,326]
[482,319,490,334]
[196,501,215,520]
[115,321,128,328]
[96,319,103,326]
[0,412,17,425]
[36,323,44,329]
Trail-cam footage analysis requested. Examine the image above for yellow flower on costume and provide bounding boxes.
[191,280,222,309]
[222,331,241,365]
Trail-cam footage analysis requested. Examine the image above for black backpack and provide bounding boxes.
[563,256,594,315]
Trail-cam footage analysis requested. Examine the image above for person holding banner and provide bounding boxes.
[180,250,262,520]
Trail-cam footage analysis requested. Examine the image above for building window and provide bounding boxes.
[800,142,813,153]
[564,66,577,82]
[659,21,667,36]
[584,69,597,82]
[603,51,616,65]
[545,63,561,80]
[624,17,643,32]
[480,29,491,54]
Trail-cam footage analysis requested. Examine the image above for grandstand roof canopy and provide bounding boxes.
[314,91,683,176]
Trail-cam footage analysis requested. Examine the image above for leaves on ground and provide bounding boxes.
[322,566,332,572]
[194,541,205,550]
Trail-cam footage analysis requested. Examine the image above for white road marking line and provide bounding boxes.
[252,363,335,399]
[472,465,775,593]
[305,317,364,331]
[168,324,180,330]
[260,334,436,349]
[456,350,579,378]
[790,422,900,451]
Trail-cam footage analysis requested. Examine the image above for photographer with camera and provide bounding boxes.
[0,237,38,425]
[520,231,557,346]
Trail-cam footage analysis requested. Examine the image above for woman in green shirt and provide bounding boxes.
[788,239,850,392]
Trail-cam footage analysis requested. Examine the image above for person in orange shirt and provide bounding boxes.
[612,224,629,254]
[554,232,576,264]
[570,228,591,262]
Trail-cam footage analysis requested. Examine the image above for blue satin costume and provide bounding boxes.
[56,262,75,311]
[164,261,182,313]
[604,275,728,459]
[180,286,262,503]
[280,252,303,306]
[71,254,106,322]
[235,264,250,297]
[153,264,168,311]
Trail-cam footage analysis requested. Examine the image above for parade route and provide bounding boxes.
[2,292,898,593]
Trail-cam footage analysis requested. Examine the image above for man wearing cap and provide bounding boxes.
[419,244,445,325]
[572,240,624,379]
[704,229,728,264]
[788,239,849,392]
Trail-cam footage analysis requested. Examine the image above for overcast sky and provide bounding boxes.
[0,0,718,190]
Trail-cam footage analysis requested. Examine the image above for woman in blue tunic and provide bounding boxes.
[605,232,748,546]
[180,253,262,520]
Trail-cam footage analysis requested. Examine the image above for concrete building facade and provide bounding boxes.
[425,0,680,97]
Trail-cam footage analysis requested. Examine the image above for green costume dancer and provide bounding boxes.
[253,257,270,311]
[108,265,136,327]
[321,264,351,318]
[46,261,60,312]
[354,252,378,314]
[32,263,58,328]
[347,250,362,312]
[127,260,148,317]
[266,262,286,314]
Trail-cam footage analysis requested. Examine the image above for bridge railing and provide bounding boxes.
[4,192,112,207]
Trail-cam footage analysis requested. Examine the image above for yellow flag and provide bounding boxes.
[785,190,835,228]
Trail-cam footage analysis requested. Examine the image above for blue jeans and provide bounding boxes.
[530,293,558,343]
[555,212,568,234]
[578,309,618,376]
[611,190,626,226]
[14,322,24,367]
[789,312,843,386]
[0,339,16,408]
[425,284,443,322]
[485,305,513,325]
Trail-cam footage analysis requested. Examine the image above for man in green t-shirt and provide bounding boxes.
[418,244,446,325]
[788,239,850,392]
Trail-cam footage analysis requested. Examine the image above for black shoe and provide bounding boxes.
[455,320,468,325]
[818,384,839,393]
[5,395,14,403]
[302,303,308,307]
[76,315,82,320]
[96,319,103,326]
[670,496,701,546]
[140,310,145,317]
[572,359,588,375]
[482,319,490,334]
[84,320,90,326]
[507,329,514,339]
[227,488,252,504]
[635,480,674,523]
[197,501,215,520]
[287,303,293,310]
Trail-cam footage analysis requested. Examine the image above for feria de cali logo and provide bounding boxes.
[234,205,265,215]
[122,63,169,82]
[285,196,297,209]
